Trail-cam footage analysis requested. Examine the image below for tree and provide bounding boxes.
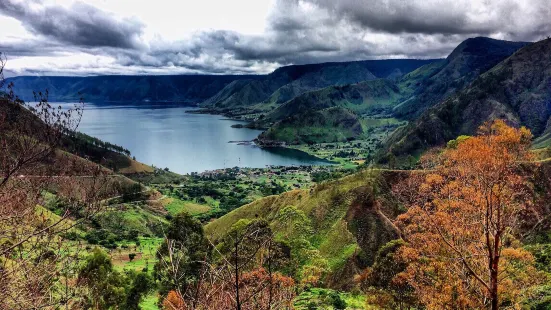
[387,153,397,169]
[162,290,185,310]
[359,240,417,309]
[0,57,110,308]
[77,248,152,309]
[406,155,416,169]
[329,291,346,310]
[157,218,295,310]
[395,120,544,309]
[217,219,273,310]
[77,248,128,309]
[155,212,210,298]
[125,272,153,310]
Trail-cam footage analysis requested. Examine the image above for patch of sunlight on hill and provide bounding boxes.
[161,197,211,216]
[118,158,155,174]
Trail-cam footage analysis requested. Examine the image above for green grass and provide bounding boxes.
[204,170,395,286]
[295,288,366,309]
[319,219,358,271]
[163,197,211,216]
[533,132,551,150]
[112,237,163,272]
[139,293,160,310]
[96,206,167,237]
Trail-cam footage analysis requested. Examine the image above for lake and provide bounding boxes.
[72,103,329,174]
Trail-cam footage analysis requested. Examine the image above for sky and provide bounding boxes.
[1,0,550,76]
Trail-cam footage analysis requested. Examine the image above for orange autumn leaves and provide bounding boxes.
[394,120,545,309]
[162,267,295,310]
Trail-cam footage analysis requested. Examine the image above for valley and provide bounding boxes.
[2,35,551,310]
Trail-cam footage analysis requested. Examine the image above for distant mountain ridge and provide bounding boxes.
[6,37,543,156]
[254,37,530,146]
[5,75,262,103]
[199,59,438,113]
[5,59,436,105]
[393,37,530,119]
[383,38,551,158]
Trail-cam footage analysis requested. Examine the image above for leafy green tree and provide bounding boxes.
[386,153,397,169]
[125,272,153,310]
[154,212,210,297]
[446,135,470,149]
[406,155,416,169]
[329,291,347,309]
[78,248,128,309]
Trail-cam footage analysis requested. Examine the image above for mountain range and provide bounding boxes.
[5,75,261,103]
[384,38,551,159]
[6,36,551,159]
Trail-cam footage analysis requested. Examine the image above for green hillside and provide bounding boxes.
[205,169,405,289]
[393,37,529,119]
[384,38,551,159]
[264,79,401,123]
[265,62,377,105]
[200,59,437,114]
[251,37,528,147]
[258,107,364,144]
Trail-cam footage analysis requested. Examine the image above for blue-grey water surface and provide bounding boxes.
[71,103,329,174]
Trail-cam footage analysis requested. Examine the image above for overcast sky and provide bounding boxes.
[1,0,549,76]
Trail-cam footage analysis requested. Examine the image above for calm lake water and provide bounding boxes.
[71,103,329,174]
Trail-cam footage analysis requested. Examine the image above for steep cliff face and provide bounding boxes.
[385,38,551,157]
[393,37,529,119]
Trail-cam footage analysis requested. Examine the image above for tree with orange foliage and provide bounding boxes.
[395,120,545,309]
[239,267,295,310]
[163,290,186,310]
[161,268,295,310]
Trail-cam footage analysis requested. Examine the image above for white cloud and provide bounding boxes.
[0,0,549,76]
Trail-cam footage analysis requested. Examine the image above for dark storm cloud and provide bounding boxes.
[0,39,65,57]
[304,0,476,35]
[301,0,551,40]
[0,0,144,49]
[1,0,551,75]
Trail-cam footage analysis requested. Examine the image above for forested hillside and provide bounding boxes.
[207,122,551,308]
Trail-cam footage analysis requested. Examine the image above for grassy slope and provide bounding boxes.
[256,79,402,144]
[205,169,404,289]
[161,197,211,216]
[259,107,364,144]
